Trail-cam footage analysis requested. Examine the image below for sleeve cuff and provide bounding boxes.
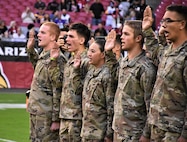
[143,28,155,37]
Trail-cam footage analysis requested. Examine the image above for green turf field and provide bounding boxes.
[0,93,29,142]
[0,93,26,103]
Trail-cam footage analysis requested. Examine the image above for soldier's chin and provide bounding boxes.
[67,48,73,52]
[88,60,92,65]
[38,43,43,47]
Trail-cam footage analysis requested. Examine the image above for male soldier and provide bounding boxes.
[26,22,67,141]
[58,23,91,142]
[105,20,156,141]
[143,5,187,141]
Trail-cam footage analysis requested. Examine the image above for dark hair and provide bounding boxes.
[115,34,122,45]
[27,23,35,30]
[166,4,187,30]
[94,38,106,52]
[69,23,91,46]
[60,27,69,32]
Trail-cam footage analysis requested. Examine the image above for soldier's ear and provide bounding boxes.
[101,52,105,59]
[50,34,56,41]
[179,20,186,30]
[79,37,85,45]
[135,35,142,43]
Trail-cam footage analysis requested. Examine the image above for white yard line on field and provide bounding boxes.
[0,138,16,142]
[0,103,26,109]
[0,104,26,142]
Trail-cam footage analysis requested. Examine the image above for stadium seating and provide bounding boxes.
[0,0,109,28]
[1,0,186,32]
[154,0,186,30]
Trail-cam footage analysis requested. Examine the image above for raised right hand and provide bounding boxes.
[142,6,154,31]
[105,29,116,51]
[73,52,81,69]
[27,28,35,49]
[50,42,60,59]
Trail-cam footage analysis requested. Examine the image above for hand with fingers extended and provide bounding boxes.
[142,6,154,31]
[27,28,36,49]
[105,29,116,51]
[73,52,81,69]
[50,45,60,60]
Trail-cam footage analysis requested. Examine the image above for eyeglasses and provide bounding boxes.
[160,18,183,25]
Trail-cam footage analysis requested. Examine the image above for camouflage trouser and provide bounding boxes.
[30,114,59,142]
[59,119,82,142]
[151,125,180,142]
[81,138,104,142]
[113,131,141,142]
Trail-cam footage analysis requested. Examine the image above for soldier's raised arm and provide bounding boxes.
[26,28,39,68]
[142,6,154,31]
[142,6,161,65]
[104,29,119,84]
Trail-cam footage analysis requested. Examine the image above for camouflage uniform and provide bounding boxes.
[80,65,114,141]
[144,28,187,141]
[106,50,156,141]
[59,50,89,142]
[27,47,67,142]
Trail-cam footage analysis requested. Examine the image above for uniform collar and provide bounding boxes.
[39,50,50,60]
[122,50,145,68]
[165,41,187,56]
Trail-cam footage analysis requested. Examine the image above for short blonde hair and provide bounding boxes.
[124,20,144,46]
[42,22,60,41]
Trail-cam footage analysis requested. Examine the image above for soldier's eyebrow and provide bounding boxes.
[122,31,129,35]
[40,31,46,34]
[59,37,64,39]
[68,34,74,38]
[89,48,96,52]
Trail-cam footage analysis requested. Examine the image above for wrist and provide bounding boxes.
[50,57,56,61]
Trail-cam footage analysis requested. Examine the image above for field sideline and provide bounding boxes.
[0,90,29,142]
[0,104,25,109]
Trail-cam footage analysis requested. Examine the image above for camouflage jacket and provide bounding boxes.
[81,65,114,139]
[59,50,89,120]
[144,28,187,139]
[27,47,67,122]
[106,50,156,138]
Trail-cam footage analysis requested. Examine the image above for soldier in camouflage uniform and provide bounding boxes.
[58,23,91,142]
[73,38,114,142]
[143,5,187,142]
[26,22,67,142]
[105,20,156,142]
